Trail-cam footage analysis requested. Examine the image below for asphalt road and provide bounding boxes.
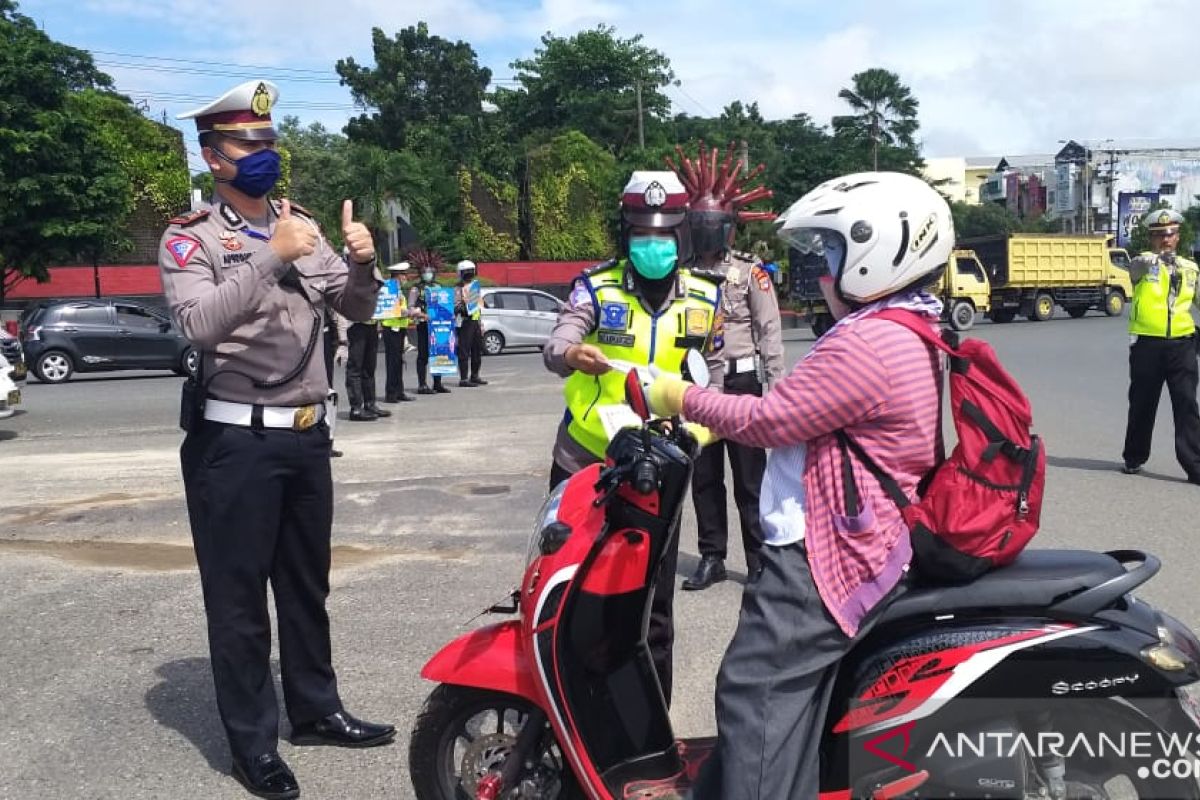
[2,313,1199,799]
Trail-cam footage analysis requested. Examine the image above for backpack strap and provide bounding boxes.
[871,308,971,374]
[836,430,912,510]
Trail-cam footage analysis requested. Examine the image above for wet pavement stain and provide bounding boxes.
[1,492,172,527]
[0,539,470,572]
[448,483,512,497]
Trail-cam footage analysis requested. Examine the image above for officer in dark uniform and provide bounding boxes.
[409,266,451,394]
[322,305,348,457]
[162,80,394,800]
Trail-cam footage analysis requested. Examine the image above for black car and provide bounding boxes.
[20,299,197,383]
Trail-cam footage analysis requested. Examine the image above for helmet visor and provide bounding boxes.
[690,210,734,257]
[778,227,846,279]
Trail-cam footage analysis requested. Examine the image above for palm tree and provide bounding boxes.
[341,144,429,264]
[833,68,919,171]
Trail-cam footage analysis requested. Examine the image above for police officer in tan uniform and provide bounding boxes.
[666,142,784,590]
[161,80,393,800]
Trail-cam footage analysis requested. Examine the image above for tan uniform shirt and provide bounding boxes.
[544,266,726,472]
[712,251,785,385]
[158,195,379,406]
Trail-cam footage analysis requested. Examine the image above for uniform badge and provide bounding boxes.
[166,236,201,268]
[251,83,273,117]
[643,181,667,207]
[599,301,629,330]
[219,231,242,251]
[685,307,710,336]
[726,267,740,284]
[752,265,772,292]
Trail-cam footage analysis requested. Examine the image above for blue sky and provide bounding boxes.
[25,0,1200,173]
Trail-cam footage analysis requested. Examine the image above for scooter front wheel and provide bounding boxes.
[409,684,583,800]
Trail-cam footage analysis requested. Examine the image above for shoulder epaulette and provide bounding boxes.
[168,209,210,227]
[730,250,759,265]
[688,267,726,286]
[288,202,315,218]
[581,258,619,278]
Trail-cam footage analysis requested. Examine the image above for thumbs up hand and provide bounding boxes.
[270,199,318,263]
[341,199,375,265]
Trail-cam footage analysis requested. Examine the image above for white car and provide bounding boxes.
[0,353,20,419]
[480,287,564,355]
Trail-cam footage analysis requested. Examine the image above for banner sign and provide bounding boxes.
[425,286,458,376]
[1117,191,1159,249]
[373,279,405,320]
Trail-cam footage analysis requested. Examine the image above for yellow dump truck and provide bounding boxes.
[935,234,1133,331]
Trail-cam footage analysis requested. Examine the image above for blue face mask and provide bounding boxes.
[214,147,281,198]
[628,236,678,280]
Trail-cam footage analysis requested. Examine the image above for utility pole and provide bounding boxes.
[635,81,644,151]
[740,140,749,175]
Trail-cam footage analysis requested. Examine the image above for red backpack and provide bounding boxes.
[837,308,1045,585]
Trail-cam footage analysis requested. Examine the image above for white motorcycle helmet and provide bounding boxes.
[456,259,477,276]
[776,171,953,305]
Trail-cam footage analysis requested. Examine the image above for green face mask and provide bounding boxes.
[628,236,679,280]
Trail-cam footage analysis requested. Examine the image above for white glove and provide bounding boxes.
[335,344,348,366]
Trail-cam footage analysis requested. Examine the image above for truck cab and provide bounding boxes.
[934,250,992,330]
[1104,247,1134,316]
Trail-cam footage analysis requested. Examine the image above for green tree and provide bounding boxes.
[499,26,674,156]
[339,142,429,262]
[0,0,131,300]
[336,22,492,152]
[951,201,1021,239]
[526,131,617,259]
[833,68,920,172]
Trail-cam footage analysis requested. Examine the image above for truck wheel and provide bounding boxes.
[1105,290,1126,317]
[1032,293,1055,322]
[1066,307,1088,319]
[948,300,976,331]
[989,309,1016,324]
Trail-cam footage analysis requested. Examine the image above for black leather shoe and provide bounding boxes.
[417,386,435,395]
[382,396,399,403]
[682,555,727,591]
[1121,463,1142,475]
[459,379,477,387]
[330,448,343,458]
[434,384,451,394]
[398,394,415,402]
[231,752,299,800]
[471,377,488,385]
[366,405,391,417]
[348,408,377,421]
[291,710,396,748]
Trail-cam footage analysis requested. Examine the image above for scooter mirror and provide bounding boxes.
[683,349,710,389]
[626,368,651,421]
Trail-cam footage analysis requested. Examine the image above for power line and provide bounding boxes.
[90,49,337,77]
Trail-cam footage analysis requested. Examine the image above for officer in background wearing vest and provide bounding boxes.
[1123,208,1200,482]
[160,80,394,800]
[543,170,725,703]
[380,261,415,403]
[666,143,785,590]
[409,265,451,394]
[454,259,487,387]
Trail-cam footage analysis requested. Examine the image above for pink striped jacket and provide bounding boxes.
[683,308,941,636]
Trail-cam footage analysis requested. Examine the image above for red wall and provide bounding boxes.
[478,261,597,287]
[8,265,163,300]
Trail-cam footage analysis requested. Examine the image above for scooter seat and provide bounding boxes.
[879,549,1127,624]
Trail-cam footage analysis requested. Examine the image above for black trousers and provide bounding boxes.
[1123,335,1200,479]
[382,327,406,400]
[181,421,342,761]
[345,322,378,410]
[415,322,444,389]
[549,460,679,704]
[691,371,767,571]
[457,318,482,381]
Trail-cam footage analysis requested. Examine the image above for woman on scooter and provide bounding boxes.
[648,172,954,799]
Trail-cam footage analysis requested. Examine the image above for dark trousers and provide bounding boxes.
[1122,335,1200,479]
[457,318,482,381]
[549,460,679,704]
[691,372,766,571]
[346,322,378,410]
[181,421,342,762]
[415,322,444,389]
[693,543,904,799]
[382,327,406,400]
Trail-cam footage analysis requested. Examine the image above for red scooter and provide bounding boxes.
[410,370,1200,800]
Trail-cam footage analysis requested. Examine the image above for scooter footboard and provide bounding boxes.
[420,620,541,703]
